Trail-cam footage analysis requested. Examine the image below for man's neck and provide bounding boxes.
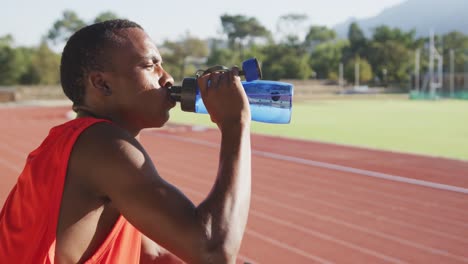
[75,108,142,139]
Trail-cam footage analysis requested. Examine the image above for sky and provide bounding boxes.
[1,0,405,47]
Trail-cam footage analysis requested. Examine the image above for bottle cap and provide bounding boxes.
[242,58,262,82]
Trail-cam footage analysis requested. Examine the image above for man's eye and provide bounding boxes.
[145,64,155,69]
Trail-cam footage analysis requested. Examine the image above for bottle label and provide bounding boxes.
[243,80,292,109]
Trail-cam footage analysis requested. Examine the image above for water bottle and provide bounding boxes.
[169,58,294,124]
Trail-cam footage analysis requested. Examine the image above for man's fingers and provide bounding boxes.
[209,72,222,90]
[231,66,240,77]
[197,73,210,93]
[220,70,230,88]
[198,67,239,91]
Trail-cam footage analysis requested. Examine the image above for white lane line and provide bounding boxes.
[252,195,468,263]
[0,134,34,175]
[0,157,21,173]
[254,150,468,194]
[0,141,29,157]
[172,183,334,264]
[161,166,467,263]
[0,144,23,173]
[237,254,258,264]
[164,148,468,241]
[149,139,468,216]
[255,173,468,228]
[160,167,407,263]
[255,181,468,244]
[254,161,468,214]
[251,211,405,264]
[246,229,335,264]
[164,141,468,231]
[152,147,468,230]
[148,133,468,194]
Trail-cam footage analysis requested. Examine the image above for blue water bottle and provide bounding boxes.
[169,58,293,124]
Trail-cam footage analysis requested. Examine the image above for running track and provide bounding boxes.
[1,105,468,264]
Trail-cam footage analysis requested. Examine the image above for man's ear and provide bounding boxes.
[89,71,112,96]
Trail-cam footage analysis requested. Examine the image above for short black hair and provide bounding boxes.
[60,19,143,108]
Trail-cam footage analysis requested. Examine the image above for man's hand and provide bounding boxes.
[197,67,251,128]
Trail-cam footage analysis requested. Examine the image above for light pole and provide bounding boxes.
[382,68,388,88]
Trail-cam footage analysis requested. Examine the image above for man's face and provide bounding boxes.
[105,27,175,129]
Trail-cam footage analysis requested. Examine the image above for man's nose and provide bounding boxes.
[159,69,174,88]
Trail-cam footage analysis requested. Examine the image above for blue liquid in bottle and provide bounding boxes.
[194,80,293,124]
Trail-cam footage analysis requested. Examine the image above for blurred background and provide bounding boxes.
[1,0,467,160]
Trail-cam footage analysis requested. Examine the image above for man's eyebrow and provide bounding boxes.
[140,55,162,62]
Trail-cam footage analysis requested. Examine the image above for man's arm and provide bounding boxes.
[76,68,251,264]
[139,234,184,264]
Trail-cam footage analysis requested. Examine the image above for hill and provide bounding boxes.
[334,0,468,37]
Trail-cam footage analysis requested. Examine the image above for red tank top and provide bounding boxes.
[0,117,142,263]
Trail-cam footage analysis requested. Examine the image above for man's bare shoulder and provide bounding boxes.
[68,120,147,194]
[77,120,136,146]
[73,120,145,158]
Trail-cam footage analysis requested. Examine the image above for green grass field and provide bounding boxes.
[168,99,468,161]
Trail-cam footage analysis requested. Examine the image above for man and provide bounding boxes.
[0,19,251,264]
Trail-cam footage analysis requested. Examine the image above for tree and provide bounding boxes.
[344,56,373,84]
[368,41,411,85]
[0,35,39,85]
[47,10,86,45]
[310,40,349,79]
[0,39,21,85]
[372,25,416,48]
[441,31,468,71]
[260,44,312,80]
[276,13,308,45]
[367,26,415,85]
[304,26,337,50]
[32,42,61,84]
[17,42,61,85]
[0,34,14,47]
[16,47,38,84]
[206,38,241,69]
[220,14,270,57]
[93,11,120,23]
[161,34,209,80]
[348,22,366,47]
[343,22,368,61]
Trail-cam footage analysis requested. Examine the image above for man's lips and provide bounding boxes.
[169,98,176,108]
[167,89,177,108]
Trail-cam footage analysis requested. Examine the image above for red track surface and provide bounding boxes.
[1,105,468,264]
